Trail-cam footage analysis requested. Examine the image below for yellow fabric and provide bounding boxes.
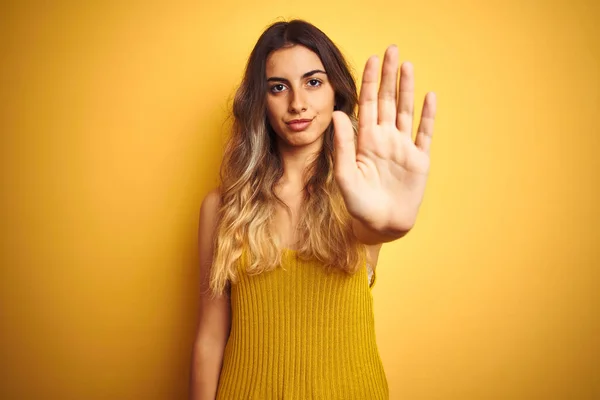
[216,249,389,399]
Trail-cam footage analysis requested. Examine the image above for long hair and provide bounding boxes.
[209,19,365,296]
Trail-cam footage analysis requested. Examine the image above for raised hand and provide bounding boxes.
[332,45,437,236]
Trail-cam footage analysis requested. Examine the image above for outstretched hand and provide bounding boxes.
[332,45,437,235]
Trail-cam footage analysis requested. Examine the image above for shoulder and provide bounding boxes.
[199,188,222,235]
[200,188,221,216]
[203,187,221,207]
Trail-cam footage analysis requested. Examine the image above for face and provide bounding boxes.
[265,45,335,149]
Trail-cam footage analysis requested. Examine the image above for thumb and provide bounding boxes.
[332,111,357,187]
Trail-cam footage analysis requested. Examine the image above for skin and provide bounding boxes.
[265,45,340,253]
[334,45,437,244]
[264,43,437,256]
[265,45,335,186]
[190,43,437,400]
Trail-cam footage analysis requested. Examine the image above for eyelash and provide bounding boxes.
[270,79,322,93]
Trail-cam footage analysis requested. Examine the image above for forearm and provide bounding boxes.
[189,342,227,400]
[352,217,411,245]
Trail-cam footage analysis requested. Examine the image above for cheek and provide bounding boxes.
[265,99,288,137]
[265,102,279,128]
[316,98,335,121]
[315,90,335,115]
[266,98,285,121]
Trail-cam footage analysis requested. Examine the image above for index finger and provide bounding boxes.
[358,55,379,130]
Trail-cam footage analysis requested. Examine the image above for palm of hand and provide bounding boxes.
[332,45,437,234]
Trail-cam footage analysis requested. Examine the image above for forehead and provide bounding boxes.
[265,45,325,77]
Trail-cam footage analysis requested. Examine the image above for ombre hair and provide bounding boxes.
[209,19,365,296]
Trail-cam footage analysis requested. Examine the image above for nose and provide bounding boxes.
[288,89,307,114]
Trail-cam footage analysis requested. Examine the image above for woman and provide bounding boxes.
[190,19,437,399]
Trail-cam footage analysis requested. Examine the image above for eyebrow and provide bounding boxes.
[266,69,327,83]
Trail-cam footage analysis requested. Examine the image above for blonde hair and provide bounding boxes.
[209,20,365,296]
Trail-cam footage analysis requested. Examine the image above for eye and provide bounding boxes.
[270,84,286,93]
[307,79,322,87]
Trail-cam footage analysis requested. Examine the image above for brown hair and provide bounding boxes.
[210,19,364,296]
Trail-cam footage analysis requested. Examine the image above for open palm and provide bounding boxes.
[332,45,437,235]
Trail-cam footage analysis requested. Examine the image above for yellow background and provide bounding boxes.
[1,1,598,399]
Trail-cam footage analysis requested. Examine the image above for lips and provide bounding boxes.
[286,118,313,132]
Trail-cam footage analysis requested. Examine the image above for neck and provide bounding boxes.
[276,136,323,188]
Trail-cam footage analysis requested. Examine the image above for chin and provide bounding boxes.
[280,130,324,148]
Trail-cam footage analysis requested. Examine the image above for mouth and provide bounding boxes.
[285,118,314,132]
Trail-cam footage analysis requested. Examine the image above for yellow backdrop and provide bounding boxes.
[1,1,598,399]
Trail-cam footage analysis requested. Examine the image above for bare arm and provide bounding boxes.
[189,189,232,400]
[352,217,410,246]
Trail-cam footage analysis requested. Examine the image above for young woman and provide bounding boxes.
[190,19,437,399]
